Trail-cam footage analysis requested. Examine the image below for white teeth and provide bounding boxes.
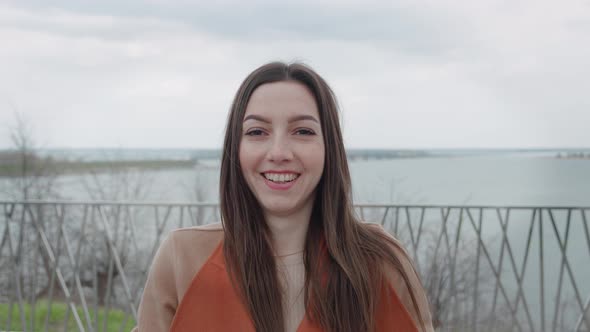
[263,173,299,183]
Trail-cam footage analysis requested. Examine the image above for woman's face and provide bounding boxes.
[239,81,325,218]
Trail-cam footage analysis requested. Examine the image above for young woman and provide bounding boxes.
[134,62,434,332]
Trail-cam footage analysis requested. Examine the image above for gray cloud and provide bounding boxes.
[2,1,464,55]
[0,0,588,148]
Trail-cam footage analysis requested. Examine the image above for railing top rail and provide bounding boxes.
[0,200,219,207]
[1,200,589,209]
[354,203,590,209]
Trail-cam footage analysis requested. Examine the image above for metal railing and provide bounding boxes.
[1,201,589,332]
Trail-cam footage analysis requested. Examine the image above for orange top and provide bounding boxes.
[133,223,434,332]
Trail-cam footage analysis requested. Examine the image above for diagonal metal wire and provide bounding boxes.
[510,208,537,331]
[61,204,95,332]
[2,201,590,332]
[97,206,138,320]
[548,209,590,331]
[470,208,482,331]
[576,209,590,331]
[495,208,534,330]
[465,208,524,332]
[42,203,66,332]
[24,203,86,332]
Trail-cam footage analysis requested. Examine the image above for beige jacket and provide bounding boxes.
[133,222,434,331]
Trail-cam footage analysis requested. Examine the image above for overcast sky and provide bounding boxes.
[0,0,589,149]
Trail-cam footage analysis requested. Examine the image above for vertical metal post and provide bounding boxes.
[539,209,545,332]
[472,208,482,331]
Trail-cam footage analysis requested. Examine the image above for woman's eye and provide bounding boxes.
[294,128,315,136]
[245,129,265,136]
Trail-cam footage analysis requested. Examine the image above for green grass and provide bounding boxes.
[0,300,135,332]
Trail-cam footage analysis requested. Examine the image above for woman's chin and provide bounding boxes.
[261,203,297,217]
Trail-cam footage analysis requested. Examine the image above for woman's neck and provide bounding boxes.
[264,204,312,257]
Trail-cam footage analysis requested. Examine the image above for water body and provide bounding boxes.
[2,152,589,206]
[1,152,589,328]
[350,156,590,207]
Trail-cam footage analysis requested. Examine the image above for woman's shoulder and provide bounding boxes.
[361,221,398,239]
[153,223,224,297]
[359,222,417,283]
[360,222,434,332]
[167,222,224,249]
[361,222,412,257]
[171,221,224,234]
[168,223,228,266]
[135,222,225,331]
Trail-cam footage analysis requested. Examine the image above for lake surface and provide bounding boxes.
[1,154,589,206]
[5,155,585,207]
[350,156,590,207]
[1,153,589,328]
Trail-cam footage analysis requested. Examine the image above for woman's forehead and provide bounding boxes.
[245,81,319,118]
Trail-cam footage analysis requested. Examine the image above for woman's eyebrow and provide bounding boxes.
[243,114,270,123]
[243,114,319,124]
[288,115,319,124]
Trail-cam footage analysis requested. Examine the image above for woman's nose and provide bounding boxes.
[267,136,293,162]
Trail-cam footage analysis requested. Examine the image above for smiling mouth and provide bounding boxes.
[261,173,300,184]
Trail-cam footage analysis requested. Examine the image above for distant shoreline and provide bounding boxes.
[1,147,589,177]
[555,152,590,160]
[3,147,590,161]
[0,158,197,178]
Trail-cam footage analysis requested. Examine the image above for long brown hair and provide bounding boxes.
[220,62,425,332]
